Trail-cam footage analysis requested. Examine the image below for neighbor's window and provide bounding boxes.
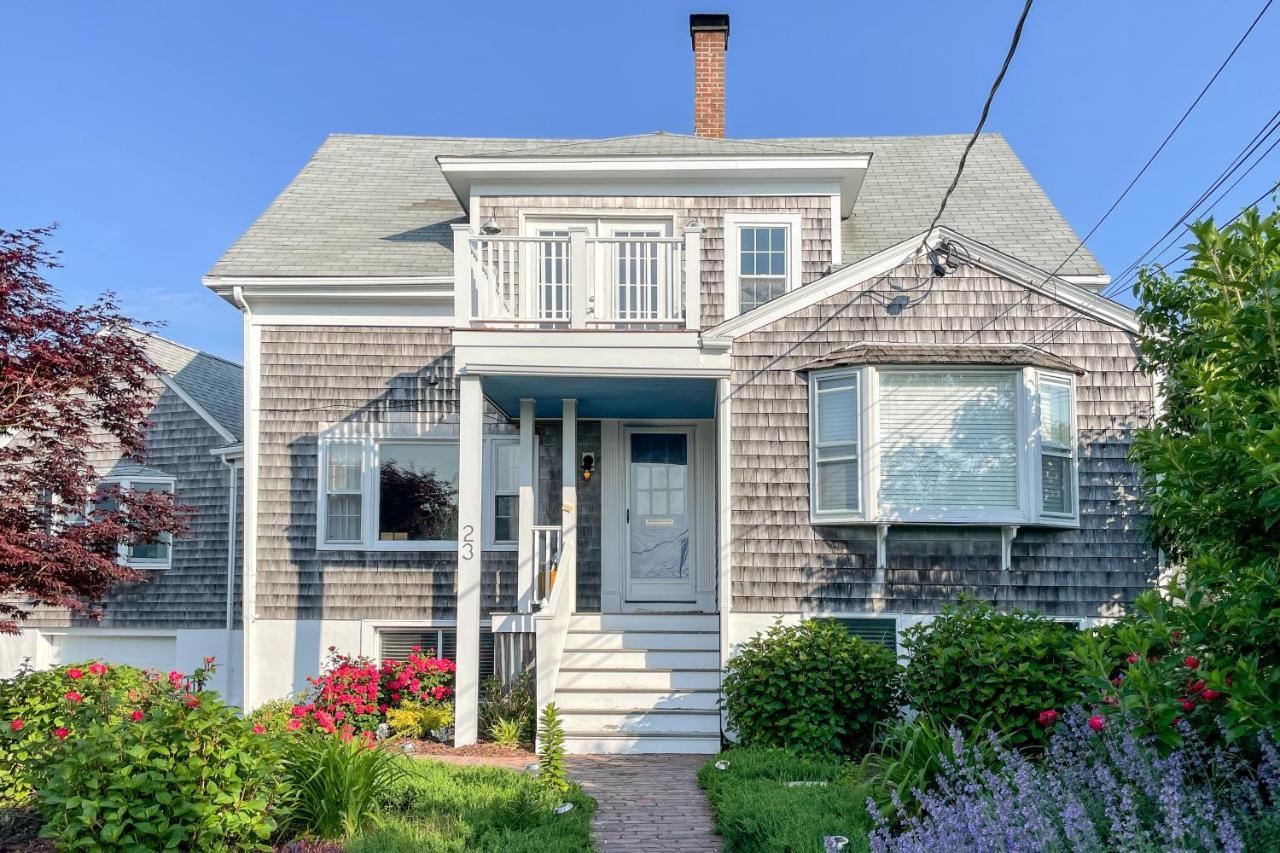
[739,226,789,312]
[84,475,176,568]
[1038,373,1075,516]
[491,440,520,545]
[808,366,1078,525]
[377,441,459,542]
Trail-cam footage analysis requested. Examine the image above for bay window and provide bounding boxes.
[808,366,1078,525]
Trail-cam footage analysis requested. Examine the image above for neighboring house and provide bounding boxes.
[205,14,1157,752]
[0,332,245,704]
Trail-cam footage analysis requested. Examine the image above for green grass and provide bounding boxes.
[345,758,595,853]
[698,748,873,853]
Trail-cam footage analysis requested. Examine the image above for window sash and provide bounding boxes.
[323,442,365,544]
[93,476,175,567]
[1037,373,1076,518]
[811,371,861,515]
[490,439,520,545]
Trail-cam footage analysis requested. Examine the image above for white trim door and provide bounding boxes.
[623,427,697,604]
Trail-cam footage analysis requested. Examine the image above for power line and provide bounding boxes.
[922,0,1036,243]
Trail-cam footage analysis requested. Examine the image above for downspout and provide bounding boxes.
[231,284,254,709]
[219,454,240,704]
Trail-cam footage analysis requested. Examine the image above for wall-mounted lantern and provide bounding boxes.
[580,453,595,484]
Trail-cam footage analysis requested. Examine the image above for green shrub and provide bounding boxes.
[722,619,904,757]
[479,671,534,745]
[280,728,405,840]
[841,712,1006,816]
[536,703,568,796]
[246,694,305,736]
[36,690,282,850]
[698,748,870,853]
[901,600,1079,748]
[0,661,149,806]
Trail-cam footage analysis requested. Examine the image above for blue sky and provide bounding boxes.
[4,1,1277,362]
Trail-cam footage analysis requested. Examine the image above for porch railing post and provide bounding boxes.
[683,223,702,329]
[451,224,473,327]
[516,398,536,612]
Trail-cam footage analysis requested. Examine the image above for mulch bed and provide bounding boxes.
[398,739,537,769]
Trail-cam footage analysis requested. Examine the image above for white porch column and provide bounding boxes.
[516,398,536,612]
[716,377,733,669]
[454,374,483,746]
[561,398,578,612]
[683,223,703,329]
[451,223,472,327]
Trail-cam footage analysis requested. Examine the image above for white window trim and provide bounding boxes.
[484,437,520,550]
[317,432,520,552]
[96,474,177,570]
[807,365,1080,528]
[723,212,804,319]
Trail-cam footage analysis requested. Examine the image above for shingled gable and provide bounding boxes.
[703,227,1137,342]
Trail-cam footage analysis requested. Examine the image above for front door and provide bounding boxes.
[625,429,696,604]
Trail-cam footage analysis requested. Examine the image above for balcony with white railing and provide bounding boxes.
[452,225,702,330]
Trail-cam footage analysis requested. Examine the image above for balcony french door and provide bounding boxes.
[535,228,572,321]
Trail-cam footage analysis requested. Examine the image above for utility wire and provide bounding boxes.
[922,0,1036,244]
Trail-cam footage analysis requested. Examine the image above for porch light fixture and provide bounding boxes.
[580,453,595,483]
[479,216,502,235]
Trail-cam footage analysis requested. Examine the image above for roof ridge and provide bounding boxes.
[129,328,243,370]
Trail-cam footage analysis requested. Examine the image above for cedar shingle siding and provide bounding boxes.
[255,326,517,621]
[26,377,240,629]
[730,261,1158,618]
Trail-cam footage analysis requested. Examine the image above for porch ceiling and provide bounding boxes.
[482,375,717,419]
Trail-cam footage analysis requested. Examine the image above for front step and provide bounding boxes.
[555,688,720,711]
[563,733,722,754]
[558,668,720,690]
[565,630,719,651]
[568,613,718,632]
[560,709,722,735]
[560,648,719,670]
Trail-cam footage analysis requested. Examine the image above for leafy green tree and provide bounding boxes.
[1083,203,1280,742]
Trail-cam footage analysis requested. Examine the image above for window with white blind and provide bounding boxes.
[376,627,493,681]
[808,366,1079,526]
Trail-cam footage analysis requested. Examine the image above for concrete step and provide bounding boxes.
[560,709,721,736]
[558,668,720,691]
[564,630,719,651]
[560,648,719,671]
[563,733,722,754]
[569,613,719,632]
[553,688,721,711]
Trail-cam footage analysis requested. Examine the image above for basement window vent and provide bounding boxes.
[377,628,493,682]
[832,617,898,652]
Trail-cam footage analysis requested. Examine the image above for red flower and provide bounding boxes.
[87,663,107,677]
[184,694,200,709]
[66,668,84,680]
[1110,677,1124,687]
[1171,630,1182,643]
[54,727,69,740]
[291,705,307,717]
[1201,689,1221,701]
[203,656,215,666]
[64,691,83,703]
[1126,653,1140,665]
[286,718,303,732]
[1187,679,1206,694]
[130,710,144,722]
[411,645,421,653]
[168,670,184,687]
[1184,656,1200,670]
[334,710,345,721]
[1037,709,1058,727]
[1180,699,1196,713]
[9,719,24,732]
[1088,715,1105,732]
[252,724,266,735]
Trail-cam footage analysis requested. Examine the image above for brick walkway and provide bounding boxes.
[567,754,721,852]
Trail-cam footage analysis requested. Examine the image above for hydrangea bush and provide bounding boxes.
[868,710,1280,853]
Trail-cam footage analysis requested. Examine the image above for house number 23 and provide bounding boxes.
[460,524,475,560]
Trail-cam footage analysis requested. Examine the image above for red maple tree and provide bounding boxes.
[0,226,190,633]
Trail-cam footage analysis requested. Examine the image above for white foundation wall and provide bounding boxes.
[0,628,243,706]
[243,619,364,711]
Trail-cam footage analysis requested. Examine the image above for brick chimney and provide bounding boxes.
[690,13,729,138]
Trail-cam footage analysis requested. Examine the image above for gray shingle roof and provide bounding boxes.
[128,331,244,441]
[209,131,1102,279]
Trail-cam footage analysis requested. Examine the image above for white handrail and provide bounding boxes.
[531,525,562,608]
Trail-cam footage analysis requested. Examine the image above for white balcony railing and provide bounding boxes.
[453,225,702,330]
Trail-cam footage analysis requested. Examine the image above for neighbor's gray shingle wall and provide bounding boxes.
[730,262,1158,618]
[255,326,517,621]
[476,195,832,328]
[26,377,240,629]
[535,421,602,612]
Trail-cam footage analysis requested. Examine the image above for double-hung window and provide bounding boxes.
[489,439,520,547]
[808,366,1079,526]
[724,213,803,318]
[85,475,176,569]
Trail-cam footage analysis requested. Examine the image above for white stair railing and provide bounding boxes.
[531,525,563,608]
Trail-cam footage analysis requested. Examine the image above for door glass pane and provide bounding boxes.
[378,442,459,541]
[629,434,690,580]
[537,230,571,320]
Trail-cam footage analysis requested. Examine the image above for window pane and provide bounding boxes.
[1040,380,1072,448]
[378,442,459,541]
[770,227,785,250]
[130,541,170,561]
[740,278,785,312]
[327,444,362,492]
[879,371,1019,512]
[131,480,173,494]
[326,494,362,542]
[1041,455,1073,514]
[816,378,858,445]
[494,494,518,543]
[494,442,520,494]
[816,458,859,513]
